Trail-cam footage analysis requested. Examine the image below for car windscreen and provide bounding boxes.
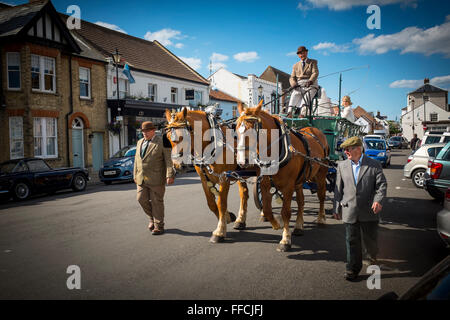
[112,146,133,158]
[0,162,18,174]
[124,149,136,157]
[365,140,385,150]
[390,137,401,141]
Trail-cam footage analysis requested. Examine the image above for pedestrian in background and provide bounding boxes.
[333,136,388,281]
[134,121,175,235]
[410,134,419,151]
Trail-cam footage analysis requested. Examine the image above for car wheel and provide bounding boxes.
[104,181,112,185]
[13,182,31,201]
[412,169,426,188]
[72,174,87,192]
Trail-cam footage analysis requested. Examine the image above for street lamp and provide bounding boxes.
[258,85,263,104]
[112,48,122,149]
[409,96,415,135]
[423,94,429,132]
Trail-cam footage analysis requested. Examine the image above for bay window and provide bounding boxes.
[31,55,55,93]
[9,117,24,159]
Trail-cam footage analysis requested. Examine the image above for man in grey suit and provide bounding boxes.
[333,136,387,281]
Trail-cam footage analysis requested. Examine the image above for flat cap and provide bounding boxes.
[141,121,156,131]
[341,136,362,149]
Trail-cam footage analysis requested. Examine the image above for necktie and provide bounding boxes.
[141,140,149,158]
[302,61,305,70]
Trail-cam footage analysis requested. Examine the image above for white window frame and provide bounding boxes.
[7,52,21,90]
[31,54,56,93]
[79,67,91,99]
[9,117,24,159]
[148,83,157,102]
[33,117,58,159]
[119,78,129,99]
[171,87,178,104]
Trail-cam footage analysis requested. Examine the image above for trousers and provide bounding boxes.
[287,80,318,117]
[344,221,379,274]
[137,184,166,229]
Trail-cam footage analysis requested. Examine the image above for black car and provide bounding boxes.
[0,158,89,201]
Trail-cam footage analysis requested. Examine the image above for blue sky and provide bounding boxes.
[8,0,450,120]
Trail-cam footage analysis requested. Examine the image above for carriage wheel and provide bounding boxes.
[253,176,264,210]
[253,176,284,210]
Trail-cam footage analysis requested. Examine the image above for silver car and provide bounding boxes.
[404,143,446,188]
[437,187,450,248]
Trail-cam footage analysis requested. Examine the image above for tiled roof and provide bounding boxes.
[409,83,447,94]
[0,0,47,37]
[63,14,209,86]
[259,66,291,90]
[353,106,376,123]
[210,89,242,103]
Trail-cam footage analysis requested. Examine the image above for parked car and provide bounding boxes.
[404,143,446,188]
[0,158,89,201]
[364,134,384,140]
[364,139,391,168]
[437,188,450,248]
[388,136,409,149]
[421,131,450,146]
[424,142,450,200]
[99,145,136,185]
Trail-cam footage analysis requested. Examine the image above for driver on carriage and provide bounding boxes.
[286,46,319,118]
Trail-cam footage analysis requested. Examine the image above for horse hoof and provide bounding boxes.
[233,222,246,230]
[228,212,237,223]
[210,235,225,243]
[292,228,304,236]
[276,243,291,252]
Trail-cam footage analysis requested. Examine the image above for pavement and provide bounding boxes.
[0,149,448,300]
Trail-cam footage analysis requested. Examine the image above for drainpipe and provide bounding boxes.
[65,55,74,167]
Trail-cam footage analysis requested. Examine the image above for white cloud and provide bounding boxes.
[297,0,417,11]
[179,57,201,71]
[389,75,450,88]
[233,51,260,63]
[210,62,227,71]
[174,43,184,49]
[286,51,297,56]
[313,42,351,53]
[144,28,186,47]
[94,22,127,34]
[210,52,229,62]
[353,21,450,57]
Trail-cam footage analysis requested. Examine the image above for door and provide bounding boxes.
[92,132,104,171]
[72,118,85,168]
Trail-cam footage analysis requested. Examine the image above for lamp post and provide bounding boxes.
[423,94,429,132]
[112,48,122,149]
[409,96,415,135]
[258,85,263,105]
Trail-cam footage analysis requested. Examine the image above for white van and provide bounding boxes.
[421,131,450,146]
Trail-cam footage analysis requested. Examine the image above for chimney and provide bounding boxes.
[424,78,430,84]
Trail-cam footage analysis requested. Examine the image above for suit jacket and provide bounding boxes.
[289,58,319,87]
[333,155,387,224]
[134,135,175,186]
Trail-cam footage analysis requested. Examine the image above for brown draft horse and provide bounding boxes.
[165,107,250,243]
[236,100,329,252]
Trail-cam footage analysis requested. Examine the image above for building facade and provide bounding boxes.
[0,1,109,173]
[208,68,282,114]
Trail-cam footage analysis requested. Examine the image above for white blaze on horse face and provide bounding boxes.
[193,120,204,161]
[258,129,280,176]
[170,128,191,165]
[237,125,258,166]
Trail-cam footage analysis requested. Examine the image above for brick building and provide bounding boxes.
[0,1,109,173]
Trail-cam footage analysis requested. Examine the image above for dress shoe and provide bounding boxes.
[152,228,164,235]
[344,271,358,281]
